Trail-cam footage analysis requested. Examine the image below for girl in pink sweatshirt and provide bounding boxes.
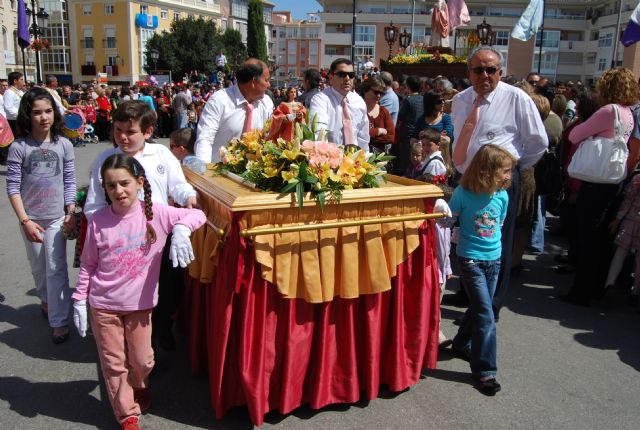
[71,154,205,430]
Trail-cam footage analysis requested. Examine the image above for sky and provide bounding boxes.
[272,0,322,20]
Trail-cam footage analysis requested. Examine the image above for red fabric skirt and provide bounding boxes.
[182,214,440,425]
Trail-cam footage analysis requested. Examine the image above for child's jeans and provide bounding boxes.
[20,216,71,328]
[452,257,500,378]
[90,308,154,424]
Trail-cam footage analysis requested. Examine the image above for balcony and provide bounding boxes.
[81,64,97,76]
[323,32,351,45]
[103,65,120,76]
[81,38,94,49]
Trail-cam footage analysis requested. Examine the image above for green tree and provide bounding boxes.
[247,0,268,62]
[220,29,248,71]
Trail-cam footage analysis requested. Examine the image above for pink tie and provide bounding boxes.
[242,102,254,133]
[456,95,483,152]
[342,97,355,146]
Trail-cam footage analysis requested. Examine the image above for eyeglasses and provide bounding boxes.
[528,80,539,85]
[471,66,499,76]
[334,71,356,79]
[372,90,384,96]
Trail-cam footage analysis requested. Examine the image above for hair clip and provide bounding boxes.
[133,163,138,176]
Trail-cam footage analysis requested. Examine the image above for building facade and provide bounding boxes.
[1,0,40,81]
[316,0,640,83]
[225,0,274,56]
[68,0,222,85]
[272,11,321,86]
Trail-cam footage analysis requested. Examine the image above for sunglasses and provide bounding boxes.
[371,90,384,96]
[528,80,539,85]
[471,66,499,75]
[334,71,356,79]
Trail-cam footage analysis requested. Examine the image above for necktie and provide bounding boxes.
[455,95,483,154]
[342,97,355,146]
[242,102,254,134]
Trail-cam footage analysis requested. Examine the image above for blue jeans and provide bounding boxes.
[453,257,500,378]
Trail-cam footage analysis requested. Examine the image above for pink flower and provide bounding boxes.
[301,140,344,168]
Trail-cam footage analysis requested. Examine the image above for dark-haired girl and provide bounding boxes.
[71,154,205,429]
[6,87,76,344]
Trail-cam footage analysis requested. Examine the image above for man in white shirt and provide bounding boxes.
[0,79,8,118]
[195,58,274,163]
[448,46,548,321]
[309,58,369,149]
[215,50,227,72]
[44,75,66,115]
[2,72,25,165]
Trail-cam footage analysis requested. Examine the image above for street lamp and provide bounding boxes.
[476,19,496,46]
[149,48,159,73]
[384,22,399,59]
[399,29,412,50]
[25,1,49,84]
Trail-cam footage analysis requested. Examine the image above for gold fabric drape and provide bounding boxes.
[243,200,426,303]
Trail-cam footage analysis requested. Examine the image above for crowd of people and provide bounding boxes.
[2,47,640,428]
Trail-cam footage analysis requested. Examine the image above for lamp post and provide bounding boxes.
[25,1,49,84]
[384,22,399,59]
[399,29,412,50]
[149,48,159,74]
[476,19,496,46]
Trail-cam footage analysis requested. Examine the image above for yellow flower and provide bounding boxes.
[281,169,297,182]
[337,156,358,188]
[263,166,280,178]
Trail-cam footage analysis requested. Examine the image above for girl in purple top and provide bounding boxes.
[6,87,76,344]
[71,154,205,429]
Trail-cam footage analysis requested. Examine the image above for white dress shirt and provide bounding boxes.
[45,87,66,115]
[451,81,548,173]
[309,87,369,149]
[0,94,5,118]
[194,84,274,163]
[84,143,197,218]
[3,87,23,120]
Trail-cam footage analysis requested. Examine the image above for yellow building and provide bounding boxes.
[68,0,222,85]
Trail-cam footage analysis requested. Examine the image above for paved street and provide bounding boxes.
[1,138,639,429]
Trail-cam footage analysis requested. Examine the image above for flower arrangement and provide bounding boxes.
[213,112,393,209]
[30,39,51,51]
[387,52,466,65]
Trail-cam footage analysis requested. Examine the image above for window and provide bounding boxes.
[161,9,168,20]
[104,28,116,49]
[309,40,318,65]
[354,46,375,70]
[104,4,114,15]
[287,40,296,64]
[107,55,118,66]
[174,12,180,21]
[279,41,285,52]
[82,28,93,48]
[83,5,91,15]
[369,7,386,13]
[139,28,154,71]
[263,8,272,24]
[391,8,410,14]
[487,7,522,17]
[535,30,560,48]
[532,52,558,72]
[85,54,94,65]
[41,48,71,73]
[598,32,613,47]
[495,31,509,47]
[355,25,376,43]
[401,26,427,43]
[287,27,298,38]
[307,27,319,38]
[43,23,70,47]
[597,57,607,71]
[232,0,249,20]
[140,5,148,14]
[586,52,596,64]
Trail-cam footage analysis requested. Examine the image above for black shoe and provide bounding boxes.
[52,328,70,345]
[556,294,591,307]
[474,377,501,396]
[442,292,469,307]
[453,316,463,326]
[0,292,5,302]
[450,345,470,362]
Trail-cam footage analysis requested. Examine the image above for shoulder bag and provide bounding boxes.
[567,105,628,184]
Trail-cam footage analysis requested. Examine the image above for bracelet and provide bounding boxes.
[20,218,31,225]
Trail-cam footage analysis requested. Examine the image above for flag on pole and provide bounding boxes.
[17,0,30,49]
[622,3,640,47]
[511,0,544,42]
[447,0,471,29]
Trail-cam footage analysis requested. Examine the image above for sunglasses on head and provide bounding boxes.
[335,71,356,79]
[471,66,499,76]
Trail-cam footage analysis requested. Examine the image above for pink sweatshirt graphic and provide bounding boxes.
[73,201,206,311]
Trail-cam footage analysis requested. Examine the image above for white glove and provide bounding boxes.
[433,198,452,218]
[170,224,195,268]
[73,300,88,338]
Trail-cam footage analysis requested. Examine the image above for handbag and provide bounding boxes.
[567,105,628,184]
[534,150,563,195]
[0,114,15,148]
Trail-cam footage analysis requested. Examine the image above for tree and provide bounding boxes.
[221,29,248,71]
[247,0,268,62]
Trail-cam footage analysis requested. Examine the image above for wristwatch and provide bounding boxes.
[20,218,31,225]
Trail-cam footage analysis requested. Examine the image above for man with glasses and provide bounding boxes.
[309,58,369,149]
[526,72,541,88]
[194,58,274,162]
[449,46,547,320]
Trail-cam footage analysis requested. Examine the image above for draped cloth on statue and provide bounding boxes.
[430,0,451,48]
[179,170,443,425]
[266,102,307,142]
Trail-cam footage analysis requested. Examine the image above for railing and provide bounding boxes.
[81,38,94,49]
[81,64,97,76]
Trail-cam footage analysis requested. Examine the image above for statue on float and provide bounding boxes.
[430,0,450,48]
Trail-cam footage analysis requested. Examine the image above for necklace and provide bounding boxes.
[38,140,54,157]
